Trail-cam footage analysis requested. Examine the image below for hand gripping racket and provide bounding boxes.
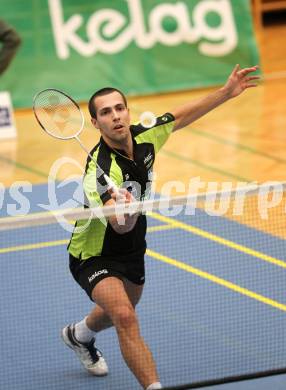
[33,88,119,195]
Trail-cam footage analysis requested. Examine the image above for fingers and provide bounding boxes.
[245,75,260,82]
[243,74,260,89]
[109,188,124,200]
[245,83,258,88]
[238,65,259,77]
[231,63,240,76]
[230,64,259,78]
[124,190,133,202]
[110,188,132,203]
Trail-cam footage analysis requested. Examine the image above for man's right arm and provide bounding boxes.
[84,167,139,234]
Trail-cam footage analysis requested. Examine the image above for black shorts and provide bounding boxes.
[69,253,145,301]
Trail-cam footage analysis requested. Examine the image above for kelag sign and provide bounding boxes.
[1,0,259,108]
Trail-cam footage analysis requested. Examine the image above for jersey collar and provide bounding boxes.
[100,131,137,160]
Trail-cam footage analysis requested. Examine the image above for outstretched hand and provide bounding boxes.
[223,64,260,98]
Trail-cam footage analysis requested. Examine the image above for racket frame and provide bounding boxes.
[33,88,84,140]
[33,88,119,195]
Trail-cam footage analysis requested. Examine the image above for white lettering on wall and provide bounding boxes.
[48,0,238,59]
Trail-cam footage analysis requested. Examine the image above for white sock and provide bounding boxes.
[146,383,162,390]
[74,317,95,343]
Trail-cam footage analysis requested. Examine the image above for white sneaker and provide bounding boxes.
[61,324,108,376]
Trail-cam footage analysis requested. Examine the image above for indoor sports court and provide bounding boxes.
[1,1,286,390]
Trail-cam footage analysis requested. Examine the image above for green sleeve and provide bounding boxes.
[83,159,103,208]
[134,113,175,153]
[83,153,124,207]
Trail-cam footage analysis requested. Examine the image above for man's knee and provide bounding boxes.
[112,305,137,330]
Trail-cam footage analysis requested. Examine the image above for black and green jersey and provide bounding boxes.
[68,112,175,260]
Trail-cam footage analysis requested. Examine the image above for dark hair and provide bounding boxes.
[88,87,127,119]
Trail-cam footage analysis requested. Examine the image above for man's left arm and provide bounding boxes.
[172,64,260,132]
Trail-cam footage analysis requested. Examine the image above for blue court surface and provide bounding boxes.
[1,183,286,390]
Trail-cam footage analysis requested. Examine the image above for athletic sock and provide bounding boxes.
[146,382,162,390]
[74,317,95,343]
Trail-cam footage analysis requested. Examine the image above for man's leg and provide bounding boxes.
[91,276,160,389]
[86,277,144,332]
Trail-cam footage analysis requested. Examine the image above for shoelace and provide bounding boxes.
[82,340,102,363]
[70,326,103,364]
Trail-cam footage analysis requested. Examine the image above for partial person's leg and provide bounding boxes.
[86,277,144,332]
[92,276,160,389]
[70,279,143,356]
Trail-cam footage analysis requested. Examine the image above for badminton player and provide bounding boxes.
[62,64,259,390]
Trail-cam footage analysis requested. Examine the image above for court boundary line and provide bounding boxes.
[0,224,173,254]
[150,212,286,269]
[1,233,285,313]
[1,207,285,269]
[1,209,285,269]
[147,248,286,312]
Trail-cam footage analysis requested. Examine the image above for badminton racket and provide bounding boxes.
[33,88,119,195]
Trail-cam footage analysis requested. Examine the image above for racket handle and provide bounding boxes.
[104,174,119,195]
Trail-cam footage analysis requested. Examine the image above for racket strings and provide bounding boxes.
[34,89,83,139]
[33,88,118,191]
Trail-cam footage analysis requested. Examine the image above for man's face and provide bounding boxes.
[91,91,131,146]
